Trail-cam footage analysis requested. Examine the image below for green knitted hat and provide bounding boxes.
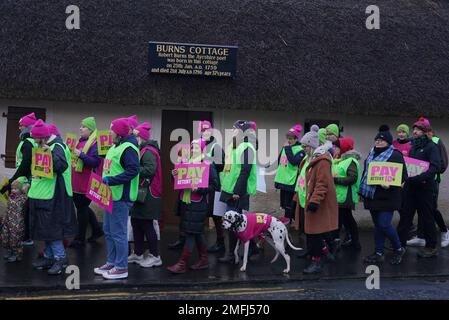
[396,124,410,136]
[326,124,339,137]
[12,176,29,192]
[81,117,96,131]
[318,128,327,144]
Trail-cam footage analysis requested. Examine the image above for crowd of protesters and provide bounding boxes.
[0,113,447,278]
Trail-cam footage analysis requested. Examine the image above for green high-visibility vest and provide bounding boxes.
[221,142,257,195]
[333,157,361,204]
[274,145,303,186]
[103,142,140,201]
[28,142,73,200]
[16,137,37,168]
[432,136,443,182]
[295,156,309,209]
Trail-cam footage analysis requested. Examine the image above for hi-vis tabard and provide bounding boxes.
[333,157,361,204]
[103,142,140,201]
[275,145,303,186]
[16,138,37,168]
[28,143,73,200]
[221,142,257,195]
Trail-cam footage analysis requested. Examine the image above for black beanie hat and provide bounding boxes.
[375,125,393,145]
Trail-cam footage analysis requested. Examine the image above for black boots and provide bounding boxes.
[168,237,185,250]
[303,260,322,274]
[208,237,225,253]
[48,257,69,275]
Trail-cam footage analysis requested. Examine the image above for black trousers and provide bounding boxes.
[280,189,295,219]
[73,193,101,241]
[397,183,437,248]
[131,218,159,257]
[306,234,326,258]
[417,182,448,236]
[338,208,360,243]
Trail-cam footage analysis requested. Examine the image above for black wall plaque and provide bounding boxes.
[149,41,237,78]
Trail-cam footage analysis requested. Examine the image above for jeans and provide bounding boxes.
[103,201,133,269]
[43,240,66,259]
[370,211,402,254]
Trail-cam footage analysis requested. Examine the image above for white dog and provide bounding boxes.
[222,211,303,273]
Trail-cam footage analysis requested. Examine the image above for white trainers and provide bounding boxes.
[94,263,114,275]
[139,255,162,268]
[102,267,128,280]
[441,231,449,248]
[406,237,426,247]
[128,253,144,264]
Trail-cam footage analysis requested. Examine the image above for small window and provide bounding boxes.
[3,106,46,169]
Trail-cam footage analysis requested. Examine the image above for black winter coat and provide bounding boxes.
[406,136,441,190]
[178,163,219,234]
[29,137,78,241]
[362,149,408,212]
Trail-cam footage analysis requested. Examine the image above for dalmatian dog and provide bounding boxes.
[222,210,303,273]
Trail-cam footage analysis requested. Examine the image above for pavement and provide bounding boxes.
[1,226,449,293]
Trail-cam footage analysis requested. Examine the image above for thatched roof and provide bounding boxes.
[1,0,448,116]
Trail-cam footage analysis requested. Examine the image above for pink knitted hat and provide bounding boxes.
[19,112,37,127]
[135,122,152,140]
[31,119,50,139]
[111,118,131,137]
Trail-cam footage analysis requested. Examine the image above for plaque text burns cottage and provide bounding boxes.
[148,41,238,78]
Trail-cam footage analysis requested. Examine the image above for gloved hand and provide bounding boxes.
[307,202,319,213]
[0,183,11,194]
[102,177,110,185]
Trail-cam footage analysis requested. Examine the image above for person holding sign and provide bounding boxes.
[218,120,258,264]
[359,125,407,265]
[94,118,139,280]
[198,121,226,254]
[129,122,163,268]
[408,123,449,248]
[28,120,78,275]
[70,117,104,248]
[167,139,219,274]
[397,118,442,258]
[1,112,38,246]
[274,124,306,222]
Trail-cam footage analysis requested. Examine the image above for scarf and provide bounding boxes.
[412,135,428,150]
[75,130,98,172]
[359,145,394,199]
[181,154,203,204]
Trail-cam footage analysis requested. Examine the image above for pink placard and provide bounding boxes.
[174,162,210,190]
[404,156,429,177]
[86,172,113,213]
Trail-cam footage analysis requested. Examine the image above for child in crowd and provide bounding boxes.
[1,177,30,262]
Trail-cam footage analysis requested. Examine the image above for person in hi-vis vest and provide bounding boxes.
[28,120,78,275]
[198,120,226,254]
[218,120,258,264]
[274,124,306,222]
[332,137,362,251]
[94,118,139,280]
[1,112,38,246]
